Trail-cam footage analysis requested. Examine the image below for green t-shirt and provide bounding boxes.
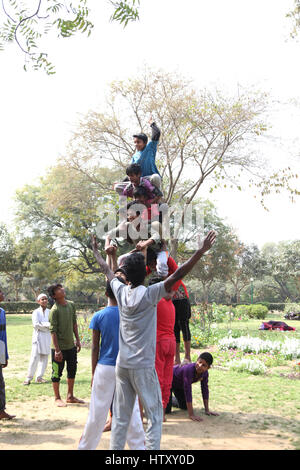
[49,301,77,351]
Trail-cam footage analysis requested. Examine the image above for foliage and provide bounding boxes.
[0,0,140,74]
[284,301,300,315]
[287,1,300,38]
[235,304,268,320]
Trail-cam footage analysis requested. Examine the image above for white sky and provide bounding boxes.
[0,0,299,247]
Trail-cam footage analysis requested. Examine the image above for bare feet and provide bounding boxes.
[66,396,85,404]
[55,398,67,407]
[0,410,16,420]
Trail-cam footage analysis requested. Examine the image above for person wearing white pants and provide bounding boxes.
[78,278,145,450]
[78,364,144,450]
[24,294,51,385]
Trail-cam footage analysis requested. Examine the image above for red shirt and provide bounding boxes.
[147,256,189,298]
[156,297,176,341]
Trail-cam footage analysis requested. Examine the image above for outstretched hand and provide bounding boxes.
[198,230,216,254]
[148,114,154,125]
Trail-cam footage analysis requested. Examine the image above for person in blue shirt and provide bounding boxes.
[114,116,162,194]
[0,288,16,420]
[78,279,145,450]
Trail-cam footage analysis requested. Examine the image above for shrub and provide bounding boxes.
[284,302,300,315]
[1,301,103,314]
[236,305,252,317]
[248,304,268,319]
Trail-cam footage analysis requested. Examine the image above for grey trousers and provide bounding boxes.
[110,365,163,450]
[0,366,5,412]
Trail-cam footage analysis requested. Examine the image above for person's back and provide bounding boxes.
[110,277,166,369]
[156,297,176,341]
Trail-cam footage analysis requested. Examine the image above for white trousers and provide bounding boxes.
[78,363,145,450]
[26,343,49,381]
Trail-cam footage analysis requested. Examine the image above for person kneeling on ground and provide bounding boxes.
[165,352,219,421]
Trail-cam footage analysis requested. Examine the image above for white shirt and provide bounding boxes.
[32,307,51,355]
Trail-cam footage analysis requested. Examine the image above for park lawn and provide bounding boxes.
[3,313,300,450]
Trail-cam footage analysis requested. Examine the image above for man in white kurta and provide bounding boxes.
[24,294,51,385]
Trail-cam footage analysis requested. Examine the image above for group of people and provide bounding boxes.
[0,117,219,450]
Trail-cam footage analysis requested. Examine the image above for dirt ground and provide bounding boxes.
[0,397,295,450]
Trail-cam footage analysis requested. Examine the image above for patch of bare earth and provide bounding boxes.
[0,398,295,450]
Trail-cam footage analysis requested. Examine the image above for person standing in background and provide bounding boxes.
[23,293,51,385]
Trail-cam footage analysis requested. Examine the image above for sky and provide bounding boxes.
[0,0,299,248]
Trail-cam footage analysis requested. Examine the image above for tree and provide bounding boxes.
[15,163,123,276]
[179,201,237,303]
[64,68,298,258]
[287,1,300,38]
[260,241,300,302]
[0,223,29,300]
[228,242,262,304]
[0,0,140,74]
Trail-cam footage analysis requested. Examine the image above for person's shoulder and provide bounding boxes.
[0,307,5,315]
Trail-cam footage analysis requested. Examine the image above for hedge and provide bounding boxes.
[0,301,104,314]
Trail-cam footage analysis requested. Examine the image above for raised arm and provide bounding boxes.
[164,231,216,292]
[149,114,161,142]
[91,235,115,282]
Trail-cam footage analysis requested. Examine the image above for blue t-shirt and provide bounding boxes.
[89,306,119,366]
[131,140,160,177]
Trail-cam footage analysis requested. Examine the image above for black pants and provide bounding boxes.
[165,387,187,414]
[51,347,77,383]
[173,298,191,343]
[0,367,6,412]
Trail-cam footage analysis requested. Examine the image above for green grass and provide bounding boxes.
[3,313,300,449]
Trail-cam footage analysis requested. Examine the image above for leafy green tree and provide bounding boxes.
[228,242,262,304]
[179,201,238,303]
[0,0,140,74]
[260,241,300,302]
[15,163,123,276]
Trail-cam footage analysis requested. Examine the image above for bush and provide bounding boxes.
[284,302,300,315]
[248,304,268,319]
[1,301,38,314]
[1,301,104,314]
[236,305,252,317]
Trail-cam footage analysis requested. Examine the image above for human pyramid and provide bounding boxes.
[0,117,217,450]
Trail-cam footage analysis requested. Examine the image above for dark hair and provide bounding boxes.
[47,283,63,299]
[127,201,141,216]
[133,186,148,200]
[122,252,146,287]
[105,277,126,300]
[148,276,164,286]
[198,352,213,366]
[126,163,142,176]
[146,247,158,267]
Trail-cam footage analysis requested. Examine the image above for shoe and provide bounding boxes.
[36,378,47,383]
[23,380,31,385]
